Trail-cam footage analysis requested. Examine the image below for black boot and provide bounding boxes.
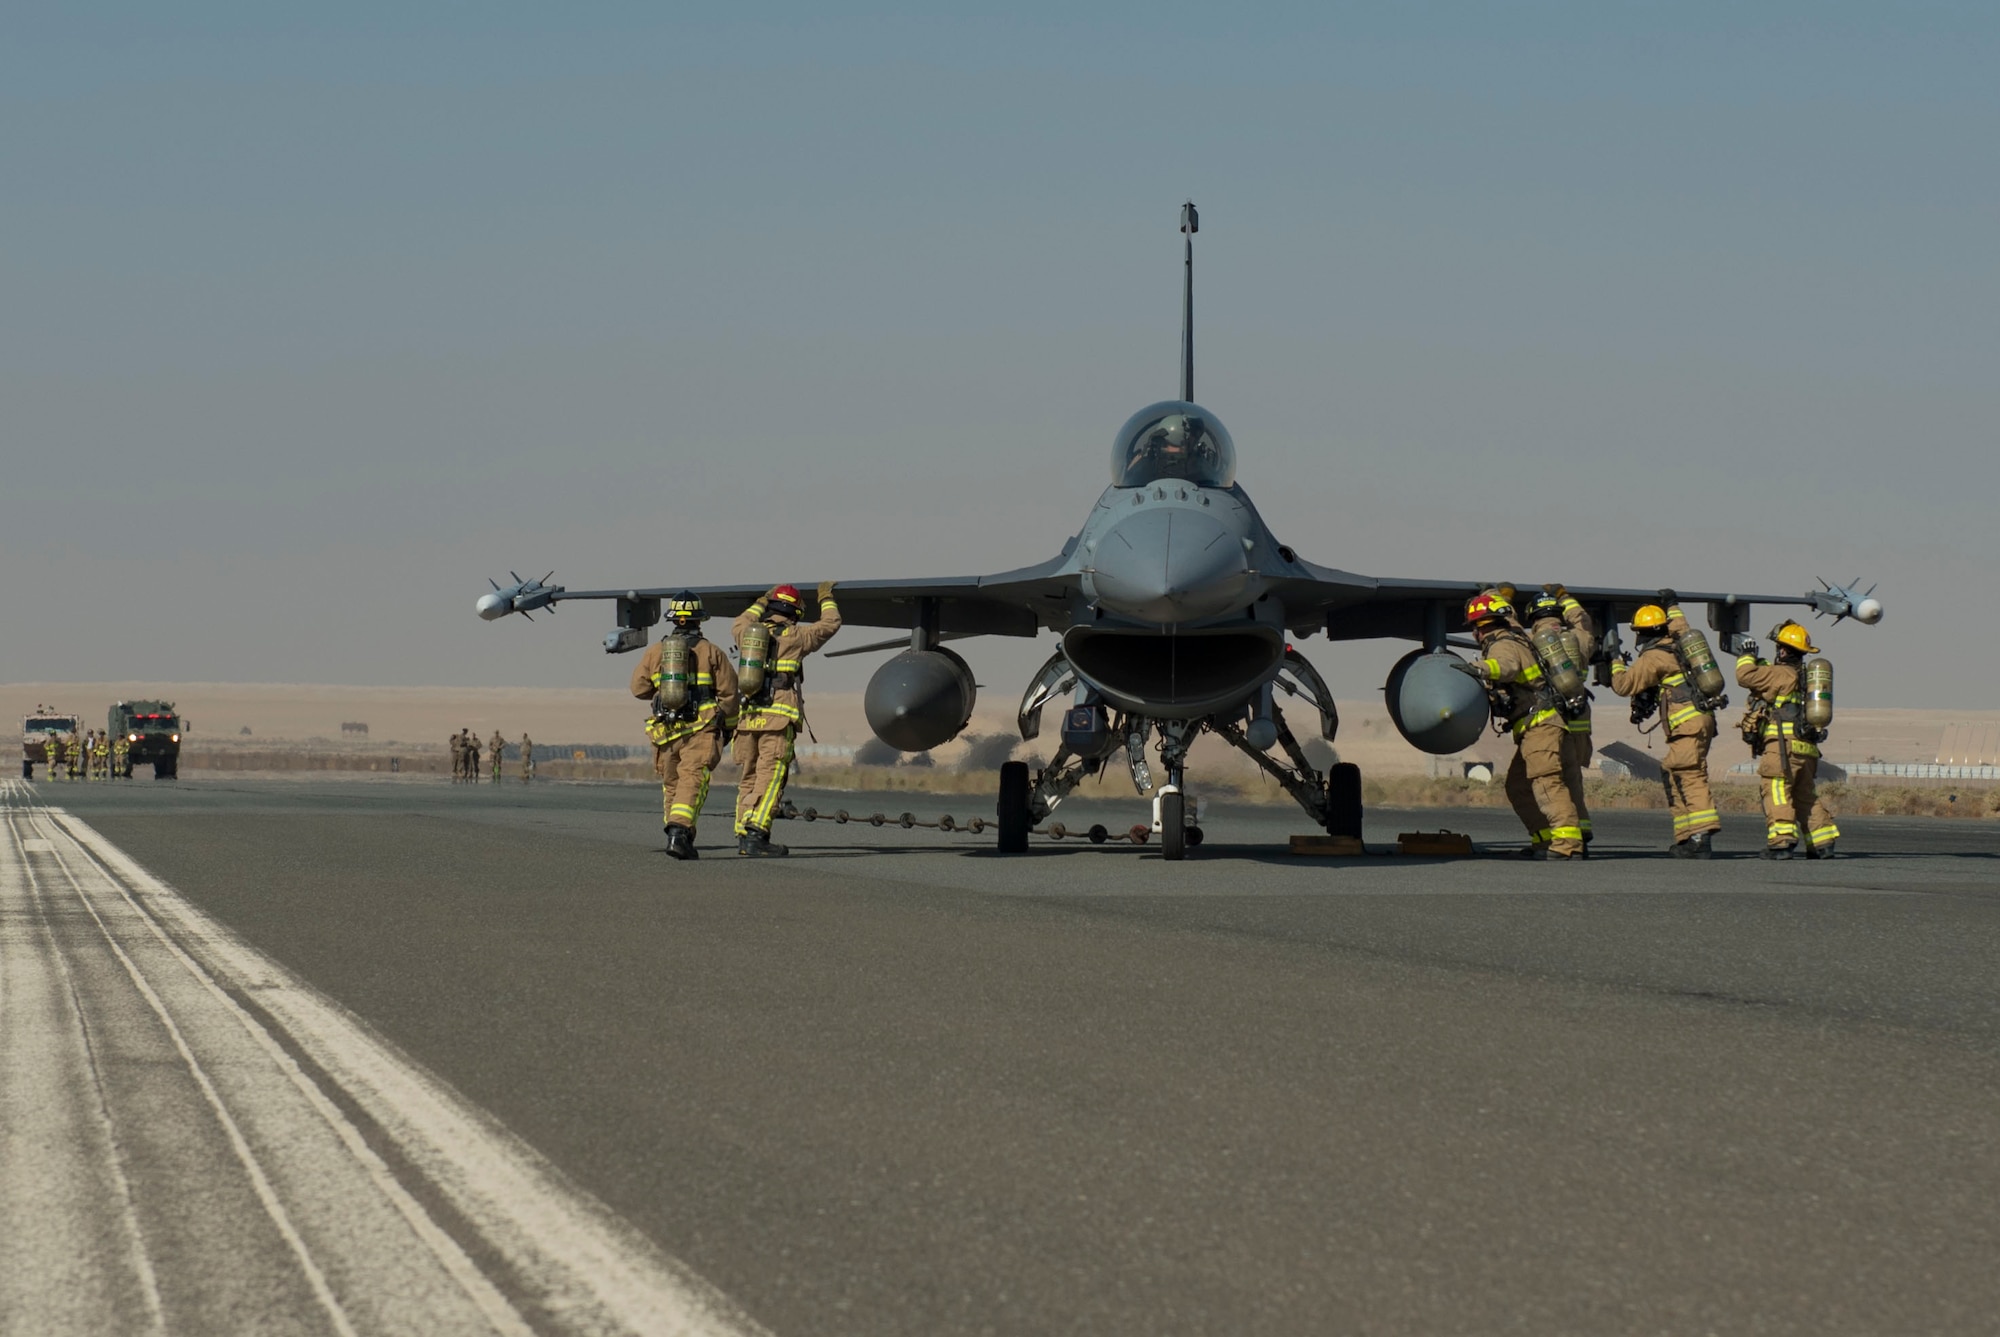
[1671,839,1694,858]
[739,826,789,857]
[1687,831,1714,860]
[1805,840,1836,861]
[663,825,690,860]
[1762,844,1794,861]
[680,830,700,861]
[736,833,753,856]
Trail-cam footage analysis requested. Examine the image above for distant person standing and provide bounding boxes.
[67,730,82,781]
[80,730,96,781]
[92,731,110,781]
[449,729,466,781]
[489,730,506,782]
[467,730,482,783]
[519,734,534,783]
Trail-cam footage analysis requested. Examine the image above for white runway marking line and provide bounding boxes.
[26,809,367,1337]
[2,805,168,1335]
[48,808,768,1337]
[33,809,534,1337]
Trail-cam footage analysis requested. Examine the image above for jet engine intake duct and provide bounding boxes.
[1383,647,1489,755]
[1061,623,1284,719]
[865,648,978,752]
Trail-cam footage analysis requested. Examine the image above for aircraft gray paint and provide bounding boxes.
[478,204,1882,859]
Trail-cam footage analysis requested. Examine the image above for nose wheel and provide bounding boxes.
[1159,790,1186,861]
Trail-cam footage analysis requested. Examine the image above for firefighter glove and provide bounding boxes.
[816,580,836,600]
[1736,637,1758,658]
[1543,582,1567,599]
[1656,588,1678,605]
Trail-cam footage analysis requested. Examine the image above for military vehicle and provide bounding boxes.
[477,204,1883,859]
[22,708,80,779]
[110,700,183,779]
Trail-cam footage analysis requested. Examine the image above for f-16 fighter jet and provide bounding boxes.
[479,204,1881,859]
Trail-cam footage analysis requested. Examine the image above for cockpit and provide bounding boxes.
[1110,401,1237,489]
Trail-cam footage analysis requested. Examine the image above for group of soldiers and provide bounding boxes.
[38,728,129,781]
[630,581,841,859]
[1465,584,1840,860]
[450,729,534,783]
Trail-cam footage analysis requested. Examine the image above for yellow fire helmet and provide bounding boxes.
[1773,620,1818,654]
[1632,604,1668,631]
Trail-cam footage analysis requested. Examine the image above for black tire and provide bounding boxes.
[1325,762,1363,838]
[1186,826,1204,848]
[997,761,1031,854]
[1160,790,1186,861]
[22,761,32,780]
[155,760,177,781]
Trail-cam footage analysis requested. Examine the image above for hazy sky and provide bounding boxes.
[5,3,1994,709]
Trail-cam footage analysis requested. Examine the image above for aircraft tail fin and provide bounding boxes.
[1180,201,1197,402]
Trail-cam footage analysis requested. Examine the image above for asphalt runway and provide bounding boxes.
[10,774,2000,1335]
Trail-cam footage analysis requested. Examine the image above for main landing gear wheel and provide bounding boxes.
[997,761,1031,854]
[1325,762,1363,839]
[1160,790,1186,861]
[155,760,177,780]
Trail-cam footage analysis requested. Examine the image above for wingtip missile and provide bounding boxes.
[475,572,564,621]
[1806,579,1883,626]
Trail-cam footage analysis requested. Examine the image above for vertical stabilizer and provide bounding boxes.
[1180,201,1198,402]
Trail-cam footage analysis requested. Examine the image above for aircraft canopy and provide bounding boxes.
[1111,401,1236,489]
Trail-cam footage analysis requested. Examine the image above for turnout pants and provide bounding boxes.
[1757,748,1840,850]
[1561,724,1593,840]
[734,727,796,835]
[1662,734,1721,843]
[1505,719,1583,856]
[658,730,722,834]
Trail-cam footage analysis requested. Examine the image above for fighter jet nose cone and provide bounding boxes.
[476,592,511,620]
[1087,506,1252,624]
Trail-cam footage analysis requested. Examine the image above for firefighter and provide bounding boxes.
[112,733,129,779]
[92,730,110,781]
[489,729,506,783]
[1459,590,1584,859]
[1531,584,1598,847]
[732,582,842,857]
[1736,621,1840,859]
[631,593,740,860]
[1609,599,1722,857]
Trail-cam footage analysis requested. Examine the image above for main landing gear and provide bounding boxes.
[998,650,1359,861]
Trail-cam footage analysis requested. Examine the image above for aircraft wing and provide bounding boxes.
[482,556,1074,639]
[1267,565,1882,643]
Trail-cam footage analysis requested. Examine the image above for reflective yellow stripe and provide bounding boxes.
[1666,704,1705,729]
[1809,823,1841,845]
[743,703,803,723]
[1549,826,1583,841]
[1482,658,1502,678]
[1511,707,1560,736]
[774,660,802,671]
[1519,662,1543,682]
[694,673,715,684]
[1736,654,1757,667]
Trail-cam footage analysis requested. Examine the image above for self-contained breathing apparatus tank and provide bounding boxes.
[1676,628,1728,706]
[1804,657,1834,730]
[655,633,691,714]
[1529,625,1587,711]
[737,620,771,699]
[1559,629,1584,674]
